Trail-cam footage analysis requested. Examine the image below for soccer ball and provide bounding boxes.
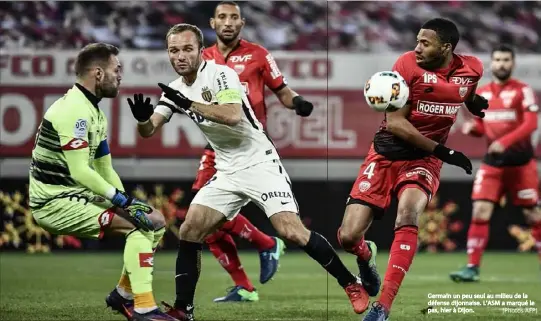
[364,71,409,112]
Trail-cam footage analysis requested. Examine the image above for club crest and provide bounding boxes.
[459,86,468,98]
[201,86,212,102]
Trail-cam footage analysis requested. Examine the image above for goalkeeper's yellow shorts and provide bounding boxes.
[31,191,115,239]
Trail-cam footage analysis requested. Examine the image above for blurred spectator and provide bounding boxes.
[0,1,540,52]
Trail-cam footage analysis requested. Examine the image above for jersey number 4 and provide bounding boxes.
[363,162,376,179]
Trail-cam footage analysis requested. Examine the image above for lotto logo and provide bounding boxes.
[98,211,114,228]
[400,244,411,251]
[139,253,154,267]
[62,138,89,150]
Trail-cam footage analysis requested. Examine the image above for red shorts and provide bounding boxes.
[471,159,539,207]
[192,149,217,192]
[348,145,442,216]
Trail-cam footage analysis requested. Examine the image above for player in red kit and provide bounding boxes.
[336,18,488,321]
[449,45,541,283]
[171,1,314,305]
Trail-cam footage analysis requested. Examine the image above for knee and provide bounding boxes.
[148,210,166,230]
[472,202,493,221]
[338,226,363,249]
[523,207,541,224]
[395,205,421,228]
[275,221,310,245]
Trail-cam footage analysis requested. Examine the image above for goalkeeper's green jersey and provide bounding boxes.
[29,84,112,210]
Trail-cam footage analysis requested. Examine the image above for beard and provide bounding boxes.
[217,29,240,45]
[97,74,119,98]
[492,69,512,82]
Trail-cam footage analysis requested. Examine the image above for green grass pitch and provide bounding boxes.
[0,251,539,320]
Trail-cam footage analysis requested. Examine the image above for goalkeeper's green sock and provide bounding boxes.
[124,229,157,314]
[116,227,165,301]
[152,226,166,251]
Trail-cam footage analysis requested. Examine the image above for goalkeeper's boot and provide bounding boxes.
[259,237,286,284]
[344,276,370,314]
[213,286,259,302]
[449,265,480,283]
[105,288,134,320]
[357,240,381,296]
[362,302,390,321]
[131,308,180,321]
[161,301,193,321]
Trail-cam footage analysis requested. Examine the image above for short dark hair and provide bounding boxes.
[421,18,460,51]
[166,23,204,49]
[214,1,241,16]
[74,43,119,77]
[491,44,515,59]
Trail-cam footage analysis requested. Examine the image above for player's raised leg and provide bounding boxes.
[269,211,369,313]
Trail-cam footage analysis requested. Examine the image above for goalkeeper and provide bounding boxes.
[29,43,177,321]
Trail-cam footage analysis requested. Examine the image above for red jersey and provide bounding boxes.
[373,51,484,160]
[474,79,539,166]
[202,39,287,129]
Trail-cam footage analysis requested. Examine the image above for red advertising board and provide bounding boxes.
[4,86,539,159]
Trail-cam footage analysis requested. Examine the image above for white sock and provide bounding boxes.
[116,285,134,300]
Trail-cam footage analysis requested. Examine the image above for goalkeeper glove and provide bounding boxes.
[433,144,473,175]
[158,83,193,111]
[465,94,488,118]
[293,96,313,117]
[111,190,154,231]
[127,93,154,123]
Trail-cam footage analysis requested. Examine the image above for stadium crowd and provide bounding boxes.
[1,1,540,52]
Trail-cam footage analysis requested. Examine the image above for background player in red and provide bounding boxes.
[336,18,488,321]
[189,1,314,303]
[449,45,541,282]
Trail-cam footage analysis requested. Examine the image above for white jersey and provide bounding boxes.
[154,60,278,173]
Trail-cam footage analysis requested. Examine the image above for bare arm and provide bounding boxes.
[138,113,167,138]
[385,104,438,153]
[189,102,242,126]
[274,86,298,109]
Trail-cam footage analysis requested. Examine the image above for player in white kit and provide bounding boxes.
[127,24,368,321]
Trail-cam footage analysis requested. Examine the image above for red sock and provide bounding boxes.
[379,226,418,312]
[530,221,541,261]
[222,214,275,251]
[467,219,490,267]
[207,232,255,291]
[337,228,371,261]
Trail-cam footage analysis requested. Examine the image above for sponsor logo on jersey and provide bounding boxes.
[230,54,252,63]
[405,167,433,183]
[416,101,462,116]
[459,86,468,98]
[266,53,282,79]
[98,210,114,228]
[449,77,474,86]
[74,119,87,138]
[62,138,89,150]
[201,86,212,102]
[139,253,154,267]
[484,110,517,121]
[423,72,438,84]
[517,189,537,200]
[260,191,292,202]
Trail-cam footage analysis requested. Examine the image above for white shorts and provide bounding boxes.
[191,159,299,219]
